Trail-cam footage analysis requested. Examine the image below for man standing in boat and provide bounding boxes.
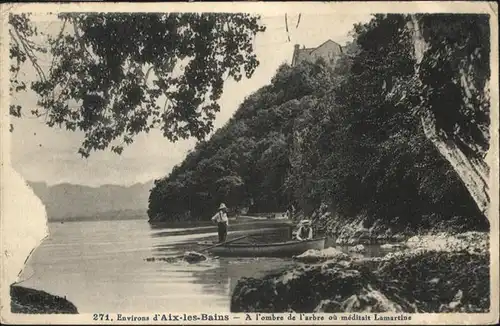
[212,203,229,243]
[295,220,313,241]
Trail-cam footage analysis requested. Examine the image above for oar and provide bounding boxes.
[155,234,250,261]
[198,234,250,252]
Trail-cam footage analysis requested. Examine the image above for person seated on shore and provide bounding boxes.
[211,203,229,243]
[295,220,313,241]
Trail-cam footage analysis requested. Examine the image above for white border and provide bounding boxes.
[0,2,498,325]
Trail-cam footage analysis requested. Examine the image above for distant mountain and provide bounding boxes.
[27,180,154,221]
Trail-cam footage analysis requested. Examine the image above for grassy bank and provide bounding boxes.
[231,232,489,313]
[10,285,78,314]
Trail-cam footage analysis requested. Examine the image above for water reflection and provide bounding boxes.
[148,217,292,238]
[150,227,293,257]
[148,222,297,307]
[190,258,296,298]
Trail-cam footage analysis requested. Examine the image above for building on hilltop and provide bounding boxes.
[291,40,344,67]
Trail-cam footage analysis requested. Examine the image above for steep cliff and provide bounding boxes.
[408,14,491,217]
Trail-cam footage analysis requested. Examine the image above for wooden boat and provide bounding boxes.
[208,237,326,257]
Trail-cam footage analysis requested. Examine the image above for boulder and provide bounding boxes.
[346,237,358,245]
[339,285,404,312]
[380,243,406,250]
[231,249,489,313]
[183,251,208,263]
[391,234,406,242]
[375,251,489,313]
[293,247,351,264]
[349,244,366,253]
[231,262,372,313]
[11,285,79,314]
[231,258,409,313]
[144,251,208,264]
[335,237,345,245]
[403,232,488,255]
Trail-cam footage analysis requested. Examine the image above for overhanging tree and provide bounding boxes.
[9,12,265,157]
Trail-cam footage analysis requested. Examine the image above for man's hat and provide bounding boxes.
[218,203,228,210]
[299,219,311,225]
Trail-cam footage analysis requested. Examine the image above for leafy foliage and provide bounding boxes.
[148,13,488,232]
[9,13,265,156]
[148,61,335,221]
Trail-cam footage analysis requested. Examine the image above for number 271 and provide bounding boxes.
[93,314,110,321]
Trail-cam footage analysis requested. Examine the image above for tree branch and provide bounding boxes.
[49,19,67,75]
[144,65,155,84]
[10,28,46,82]
[70,17,93,59]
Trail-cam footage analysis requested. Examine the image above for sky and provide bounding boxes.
[10,12,373,187]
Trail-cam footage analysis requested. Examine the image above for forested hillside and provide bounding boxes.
[148,14,489,233]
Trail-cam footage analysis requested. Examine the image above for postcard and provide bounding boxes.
[0,1,498,325]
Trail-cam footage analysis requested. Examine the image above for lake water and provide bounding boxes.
[16,218,394,313]
[16,218,299,313]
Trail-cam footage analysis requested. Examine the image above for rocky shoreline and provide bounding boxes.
[300,204,489,246]
[10,285,79,314]
[231,231,489,313]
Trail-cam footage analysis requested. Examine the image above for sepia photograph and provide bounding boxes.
[0,2,498,325]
